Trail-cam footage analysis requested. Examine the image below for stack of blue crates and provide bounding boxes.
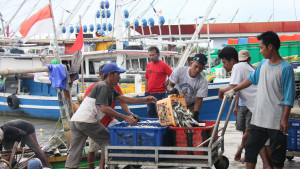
[287,119,300,151]
[108,122,169,161]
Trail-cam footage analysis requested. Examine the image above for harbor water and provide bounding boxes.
[1,106,300,169]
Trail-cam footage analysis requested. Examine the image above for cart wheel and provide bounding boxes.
[214,155,229,169]
[286,156,294,161]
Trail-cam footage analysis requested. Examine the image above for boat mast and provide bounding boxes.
[49,0,60,61]
[115,0,126,69]
[176,0,218,67]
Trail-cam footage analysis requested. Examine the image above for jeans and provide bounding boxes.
[145,92,166,118]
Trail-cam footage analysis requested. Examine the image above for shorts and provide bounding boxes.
[236,106,252,132]
[245,125,287,168]
[88,119,119,153]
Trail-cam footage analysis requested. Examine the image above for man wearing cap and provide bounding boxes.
[145,46,173,118]
[218,47,272,168]
[82,64,138,169]
[65,62,157,169]
[167,53,208,121]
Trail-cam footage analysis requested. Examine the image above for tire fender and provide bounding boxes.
[7,94,19,109]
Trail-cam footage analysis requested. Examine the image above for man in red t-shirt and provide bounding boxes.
[145,46,173,118]
[83,64,139,169]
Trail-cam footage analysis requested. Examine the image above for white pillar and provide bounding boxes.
[114,0,126,71]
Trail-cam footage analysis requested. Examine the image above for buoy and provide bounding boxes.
[83,25,88,33]
[124,9,129,18]
[105,0,109,9]
[107,23,112,31]
[141,19,147,27]
[134,20,139,28]
[102,23,107,31]
[106,10,111,18]
[69,26,74,33]
[101,10,105,18]
[62,26,66,33]
[159,16,165,25]
[40,128,44,135]
[89,24,94,32]
[125,21,130,28]
[96,10,100,18]
[100,1,105,9]
[97,23,101,30]
[76,25,80,33]
[148,18,154,27]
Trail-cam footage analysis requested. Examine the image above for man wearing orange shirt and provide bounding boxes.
[145,46,173,118]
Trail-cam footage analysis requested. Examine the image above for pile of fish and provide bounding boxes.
[172,100,202,127]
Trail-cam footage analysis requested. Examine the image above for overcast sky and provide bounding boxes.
[0,0,299,36]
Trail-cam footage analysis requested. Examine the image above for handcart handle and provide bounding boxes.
[221,95,236,136]
[208,95,236,148]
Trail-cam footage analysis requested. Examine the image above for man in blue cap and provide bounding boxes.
[65,63,157,169]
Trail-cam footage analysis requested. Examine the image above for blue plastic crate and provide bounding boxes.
[108,122,169,146]
[108,122,169,161]
[287,119,300,151]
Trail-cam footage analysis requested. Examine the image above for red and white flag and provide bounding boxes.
[19,4,53,43]
[70,26,84,54]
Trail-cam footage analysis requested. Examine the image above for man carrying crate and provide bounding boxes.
[65,63,157,169]
[166,53,208,121]
[224,31,295,169]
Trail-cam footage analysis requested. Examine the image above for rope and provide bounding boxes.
[39,117,61,146]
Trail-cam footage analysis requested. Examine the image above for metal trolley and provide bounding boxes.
[105,96,235,169]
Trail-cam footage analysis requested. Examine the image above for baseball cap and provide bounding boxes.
[0,128,3,140]
[193,53,207,65]
[102,63,126,75]
[238,50,250,61]
[27,158,43,169]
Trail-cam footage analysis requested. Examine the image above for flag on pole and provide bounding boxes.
[70,26,84,54]
[19,4,53,43]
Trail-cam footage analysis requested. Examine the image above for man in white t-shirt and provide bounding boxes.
[65,63,157,169]
[218,47,272,168]
[167,53,208,121]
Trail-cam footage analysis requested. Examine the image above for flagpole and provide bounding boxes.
[79,15,85,93]
[49,0,60,62]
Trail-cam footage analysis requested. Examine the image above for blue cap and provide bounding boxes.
[102,63,126,75]
[27,158,42,169]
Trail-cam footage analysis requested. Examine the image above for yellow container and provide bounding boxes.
[119,83,145,94]
[156,94,187,127]
[95,36,116,51]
